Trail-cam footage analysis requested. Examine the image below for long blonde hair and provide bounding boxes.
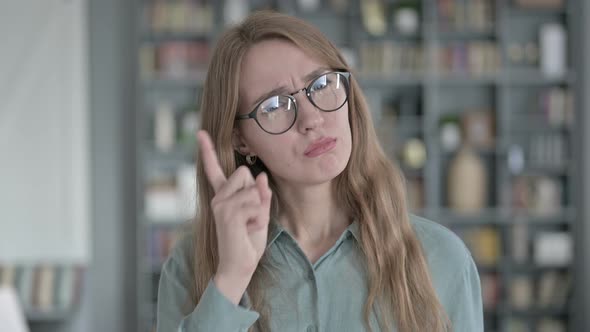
[190,11,450,332]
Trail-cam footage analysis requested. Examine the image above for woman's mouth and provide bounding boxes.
[304,137,337,157]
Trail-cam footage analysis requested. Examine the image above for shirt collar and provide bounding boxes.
[347,219,360,242]
[266,218,360,248]
[266,219,284,248]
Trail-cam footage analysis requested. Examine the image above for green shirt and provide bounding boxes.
[156,215,483,331]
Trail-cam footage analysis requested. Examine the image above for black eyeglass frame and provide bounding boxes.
[235,71,351,135]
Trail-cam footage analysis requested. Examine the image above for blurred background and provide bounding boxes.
[0,0,589,331]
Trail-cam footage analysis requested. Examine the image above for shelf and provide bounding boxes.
[143,144,195,163]
[507,6,570,17]
[508,307,569,317]
[503,70,575,85]
[509,262,570,273]
[508,125,572,133]
[145,216,191,228]
[358,72,572,86]
[482,303,569,316]
[429,207,574,226]
[142,32,211,43]
[437,29,497,40]
[141,77,206,89]
[432,73,501,85]
[401,167,424,178]
[477,264,500,273]
[392,118,424,133]
[358,74,424,87]
[295,7,356,18]
[430,208,508,225]
[517,164,573,176]
[365,32,423,42]
[441,147,501,158]
[26,309,75,322]
[510,207,576,224]
[477,261,570,274]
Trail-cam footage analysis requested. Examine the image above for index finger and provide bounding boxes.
[197,130,227,193]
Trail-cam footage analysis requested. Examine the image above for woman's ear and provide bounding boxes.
[232,128,252,155]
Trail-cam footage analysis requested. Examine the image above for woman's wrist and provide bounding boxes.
[212,272,252,306]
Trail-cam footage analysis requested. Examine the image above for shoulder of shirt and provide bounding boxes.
[409,214,472,270]
[162,228,195,277]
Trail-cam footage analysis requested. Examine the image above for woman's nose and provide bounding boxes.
[295,92,324,133]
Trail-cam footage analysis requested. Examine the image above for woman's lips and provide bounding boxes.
[304,137,337,157]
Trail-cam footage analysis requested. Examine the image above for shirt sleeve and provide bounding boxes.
[447,254,484,332]
[156,239,260,332]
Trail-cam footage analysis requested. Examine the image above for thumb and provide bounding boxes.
[257,172,272,209]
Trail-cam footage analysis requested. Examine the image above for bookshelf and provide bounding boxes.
[136,1,583,331]
[0,264,86,326]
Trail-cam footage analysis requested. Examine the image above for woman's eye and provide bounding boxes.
[311,76,331,91]
[264,106,279,113]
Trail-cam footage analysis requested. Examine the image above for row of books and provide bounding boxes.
[539,88,574,128]
[512,174,565,216]
[151,104,200,153]
[456,227,572,267]
[507,318,566,332]
[510,271,570,310]
[460,227,501,265]
[358,41,501,77]
[481,270,570,311]
[436,42,501,75]
[508,87,575,132]
[0,265,85,313]
[514,0,565,9]
[523,133,568,171]
[358,42,424,77]
[436,0,495,32]
[512,175,565,217]
[140,42,210,81]
[144,163,197,221]
[144,0,214,35]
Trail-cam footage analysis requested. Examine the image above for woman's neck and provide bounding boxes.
[276,181,351,246]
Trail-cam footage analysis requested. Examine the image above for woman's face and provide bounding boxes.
[235,39,352,187]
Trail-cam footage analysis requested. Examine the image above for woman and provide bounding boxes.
[156,11,483,332]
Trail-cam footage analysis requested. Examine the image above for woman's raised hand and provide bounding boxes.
[197,130,272,304]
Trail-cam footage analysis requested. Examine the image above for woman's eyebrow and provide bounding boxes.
[302,67,329,83]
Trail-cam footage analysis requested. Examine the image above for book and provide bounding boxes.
[538,271,571,308]
[480,273,500,309]
[56,266,74,310]
[0,265,16,287]
[17,266,34,310]
[72,266,85,308]
[37,265,55,311]
[463,227,500,265]
[537,319,566,332]
[510,275,533,309]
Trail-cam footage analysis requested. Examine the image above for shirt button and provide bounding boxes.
[306,325,317,332]
[307,271,315,281]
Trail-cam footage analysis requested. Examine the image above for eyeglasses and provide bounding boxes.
[235,71,351,135]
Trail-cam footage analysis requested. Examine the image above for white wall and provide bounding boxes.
[0,0,89,263]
